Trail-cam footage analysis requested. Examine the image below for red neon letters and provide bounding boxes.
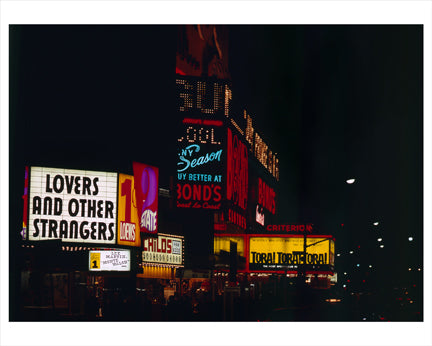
[258,178,275,214]
[226,128,248,210]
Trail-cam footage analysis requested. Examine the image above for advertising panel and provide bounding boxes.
[89,249,131,271]
[28,167,117,244]
[248,235,334,272]
[142,234,184,266]
[226,127,248,231]
[117,174,141,247]
[132,162,159,235]
[176,118,224,210]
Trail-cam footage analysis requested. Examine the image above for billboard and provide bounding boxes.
[117,173,141,247]
[28,167,117,244]
[142,234,184,266]
[248,235,334,272]
[89,249,131,271]
[133,162,159,235]
[176,118,224,210]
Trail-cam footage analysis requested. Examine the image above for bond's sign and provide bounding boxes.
[28,167,117,244]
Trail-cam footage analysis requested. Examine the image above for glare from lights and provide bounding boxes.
[369,265,372,268]
[373,222,379,226]
[380,245,384,248]
[377,238,382,242]
[418,268,421,271]
[344,272,347,275]
[343,284,346,288]
[408,237,413,241]
[346,178,356,184]
[337,253,340,257]
[408,268,412,271]
[349,251,354,254]
[356,264,360,267]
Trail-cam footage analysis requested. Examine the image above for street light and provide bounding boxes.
[377,238,382,242]
[346,178,356,184]
[408,237,413,241]
[373,222,379,226]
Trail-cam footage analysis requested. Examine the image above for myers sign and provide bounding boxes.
[28,167,117,244]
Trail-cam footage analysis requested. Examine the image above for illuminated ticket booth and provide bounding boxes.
[137,233,184,303]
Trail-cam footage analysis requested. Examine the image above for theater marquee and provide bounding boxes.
[28,167,117,244]
[248,235,334,272]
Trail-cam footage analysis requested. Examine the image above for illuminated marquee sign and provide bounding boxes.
[244,111,279,181]
[133,162,159,235]
[89,249,130,271]
[258,177,275,215]
[117,174,141,247]
[176,77,232,117]
[248,235,334,272]
[28,167,117,244]
[142,234,184,266]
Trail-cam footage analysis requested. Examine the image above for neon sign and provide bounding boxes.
[266,224,313,232]
[177,144,223,173]
[176,183,222,209]
[258,177,275,215]
[226,128,248,210]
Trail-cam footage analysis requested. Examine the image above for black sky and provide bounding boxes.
[10,25,423,285]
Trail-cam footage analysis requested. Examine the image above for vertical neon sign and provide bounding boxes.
[226,127,248,230]
[133,162,159,234]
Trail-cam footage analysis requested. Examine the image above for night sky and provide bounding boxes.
[7,22,426,343]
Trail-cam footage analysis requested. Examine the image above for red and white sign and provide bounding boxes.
[142,234,183,265]
[133,162,159,234]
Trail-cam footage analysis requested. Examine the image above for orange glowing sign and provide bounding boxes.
[117,174,141,247]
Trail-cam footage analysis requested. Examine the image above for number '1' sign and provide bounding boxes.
[117,174,141,246]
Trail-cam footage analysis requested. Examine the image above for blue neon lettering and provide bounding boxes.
[177,144,223,173]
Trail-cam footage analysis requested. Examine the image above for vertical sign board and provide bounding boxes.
[132,162,159,235]
[89,249,131,271]
[28,167,117,244]
[117,174,141,247]
[226,127,248,231]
